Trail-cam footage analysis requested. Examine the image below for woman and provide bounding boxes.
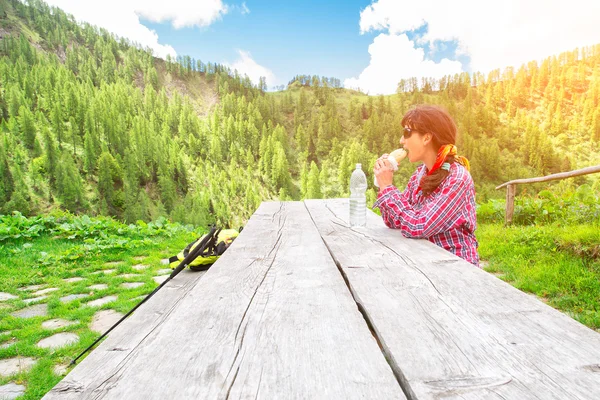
[372,105,479,267]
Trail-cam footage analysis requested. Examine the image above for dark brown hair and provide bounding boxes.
[401,105,457,196]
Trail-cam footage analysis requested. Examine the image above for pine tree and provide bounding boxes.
[42,127,58,187]
[0,141,14,206]
[51,102,63,148]
[56,152,85,212]
[306,161,322,199]
[97,152,121,214]
[19,105,36,149]
[5,163,30,215]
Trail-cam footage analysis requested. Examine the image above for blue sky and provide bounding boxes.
[140,1,467,88]
[45,0,600,94]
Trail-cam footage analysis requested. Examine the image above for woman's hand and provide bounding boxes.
[374,155,393,189]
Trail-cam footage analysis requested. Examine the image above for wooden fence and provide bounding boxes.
[496,165,600,225]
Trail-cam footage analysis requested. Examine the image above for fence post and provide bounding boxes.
[505,184,516,225]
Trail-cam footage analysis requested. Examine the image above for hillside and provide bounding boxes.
[2,0,600,228]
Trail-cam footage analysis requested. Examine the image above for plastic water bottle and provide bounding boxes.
[349,163,367,227]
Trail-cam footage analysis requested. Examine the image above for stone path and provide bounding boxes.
[37,333,79,350]
[0,357,36,377]
[120,282,144,289]
[32,288,58,296]
[0,382,26,400]
[0,254,168,390]
[10,303,48,318]
[153,275,169,284]
[118,274,140,279]
[60,294,89,303]
[87,284,108,291]
[90,309,124,333]
[0,339,16,349]
[23,296,48,305]
[17,284,44,292]
[103,261,123,267]
[155,269,171,275]
[53,364,69,376]
[86,296,117,308]
[0,292,18,301]
[63,277,85,283]
[41,319,78,330]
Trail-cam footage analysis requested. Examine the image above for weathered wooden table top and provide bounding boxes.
[44,199,600,399]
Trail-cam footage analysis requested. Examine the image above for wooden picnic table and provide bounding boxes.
[44,199,600,399]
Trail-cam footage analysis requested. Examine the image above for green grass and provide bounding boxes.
[0,214,200,399]
[477,223,600,331]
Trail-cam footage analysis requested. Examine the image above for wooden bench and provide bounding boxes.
[44,199,600,399]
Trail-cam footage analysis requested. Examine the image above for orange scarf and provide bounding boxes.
[427,144,470,175]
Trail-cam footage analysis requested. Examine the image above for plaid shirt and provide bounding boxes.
[373,163,480,267]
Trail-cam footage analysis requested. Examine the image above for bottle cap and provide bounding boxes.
[356,163,362,169]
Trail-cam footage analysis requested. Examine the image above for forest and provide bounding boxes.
[1,0,600,229]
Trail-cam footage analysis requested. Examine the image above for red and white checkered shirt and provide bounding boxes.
[373,163,480,267]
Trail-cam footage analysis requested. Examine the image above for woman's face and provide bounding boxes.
[400,126,432,163]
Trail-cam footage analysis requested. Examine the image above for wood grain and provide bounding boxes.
[305,198,600,400]
[44,201,404,400]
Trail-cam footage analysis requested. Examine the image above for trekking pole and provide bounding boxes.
[70,226,219,366]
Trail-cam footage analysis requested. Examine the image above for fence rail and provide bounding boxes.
[495,165,600,224]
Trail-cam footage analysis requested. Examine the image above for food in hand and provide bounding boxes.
[374,148,407,187]
[388,148,407,165]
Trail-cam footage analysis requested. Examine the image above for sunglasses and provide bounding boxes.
[402,127,418,139]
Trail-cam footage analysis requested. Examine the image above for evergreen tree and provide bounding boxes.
[42,127,57,187]
[56,152,85,212]
[0,141,14,206]
[5,163,30,215]
[306,161,322,199]
[19,105,36,149]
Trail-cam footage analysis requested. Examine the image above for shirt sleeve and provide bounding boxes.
[373,173,468,239]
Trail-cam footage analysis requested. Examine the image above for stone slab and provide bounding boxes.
[54,364,69,376]
[0,293,18,302]
[0,357,36,377]
[90,309,124,333]
[37,333,79,349]
[42,319,78,330]
[63,277,85,283]
[0,382,26,400]
[103,261,122,267]
[155,269,171,275]
[152,275,169,284]
[32,288,58,296]
[10,303,48,319]
[117,274,140,279]
[86,296,117,308]
[120,282,144,289]
[17,284,44,292]
[87,284,108,291]
[0,339,16,349]
[23,296,48,305]
[131,264,148,270]
[59,294,89,303]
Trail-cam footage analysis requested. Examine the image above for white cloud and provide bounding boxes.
[44,0,229,58]
[344,33,462,95]
[241,2,250,15]
[359,0,600,74]
[225,50,277,87]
